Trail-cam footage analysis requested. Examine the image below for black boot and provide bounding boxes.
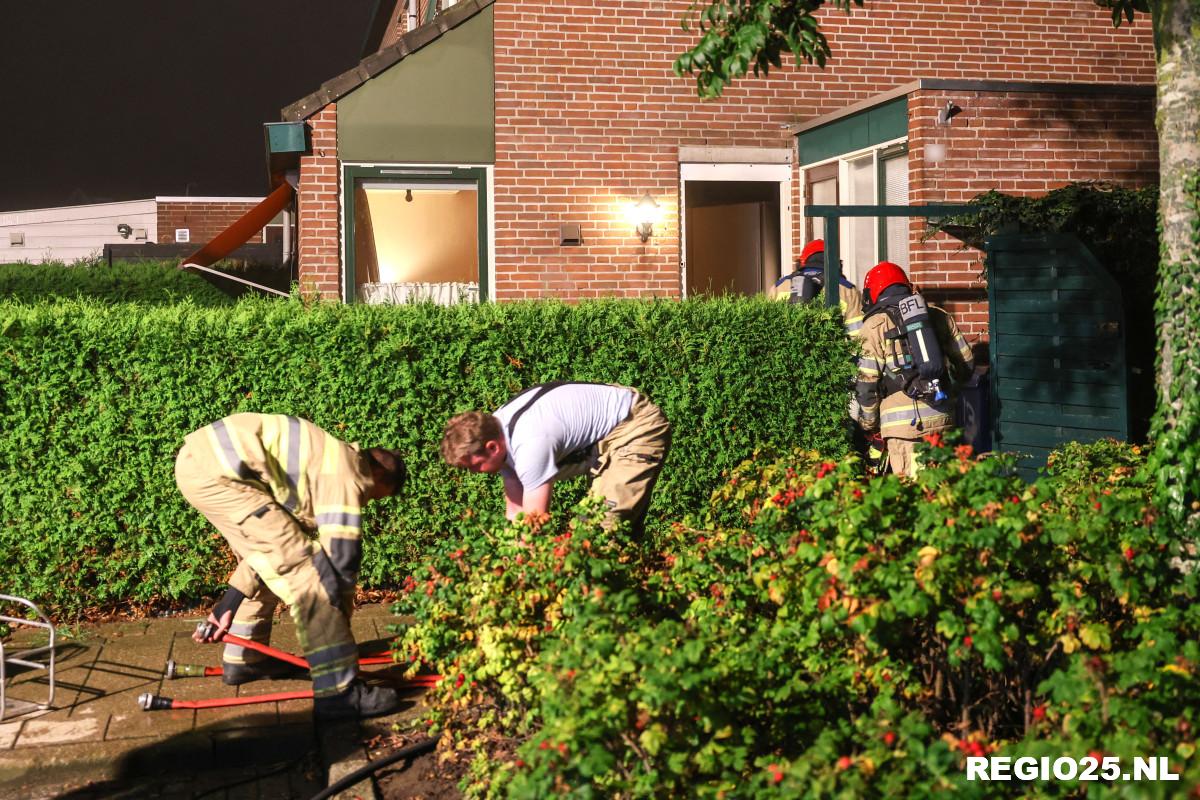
[221,660,308,686]
[313,679,401,721]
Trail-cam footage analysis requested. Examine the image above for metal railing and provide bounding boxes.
[0,594,57,722]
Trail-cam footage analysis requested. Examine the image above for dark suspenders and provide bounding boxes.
[502,381,609,438]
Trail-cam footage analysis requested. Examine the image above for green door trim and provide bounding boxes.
[803,203,976,307]
[342,164,490,304]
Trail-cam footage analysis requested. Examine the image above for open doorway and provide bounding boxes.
[680,163,790,298]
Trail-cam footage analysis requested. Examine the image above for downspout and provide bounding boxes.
[407,0,417,31]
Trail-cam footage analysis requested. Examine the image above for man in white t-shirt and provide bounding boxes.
[441,382,671,537]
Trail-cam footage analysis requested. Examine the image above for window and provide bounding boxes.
[343,165,489,304]
[802,141,909,287]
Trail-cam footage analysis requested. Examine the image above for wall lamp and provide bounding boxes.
[117,223,133,239]
[630,192,661,243]
[936,100,963,127]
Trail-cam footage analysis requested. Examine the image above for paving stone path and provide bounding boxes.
[0,603,426,800]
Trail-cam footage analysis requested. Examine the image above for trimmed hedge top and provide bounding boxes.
[0,296,856,615]
[0,260,234,306]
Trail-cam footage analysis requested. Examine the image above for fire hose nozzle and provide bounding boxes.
[138,693,173,711]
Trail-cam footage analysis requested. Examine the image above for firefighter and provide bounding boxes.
[855,262,974,478]
[175,413,407,720]
[773,239,865,338]
[441,382,671,538]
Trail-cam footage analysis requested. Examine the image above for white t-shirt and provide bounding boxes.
[493,383,634,491]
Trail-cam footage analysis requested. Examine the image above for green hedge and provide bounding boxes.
[0,260,234,306]
[0,296,855,616]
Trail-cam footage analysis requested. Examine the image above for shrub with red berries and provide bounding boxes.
[393,440,1200,797]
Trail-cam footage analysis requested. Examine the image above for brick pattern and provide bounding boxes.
[301,0,1156,307]
[488,0,1154,301]
[297,105,341,299]
[904,87,1158,342]
[156,202,265,246]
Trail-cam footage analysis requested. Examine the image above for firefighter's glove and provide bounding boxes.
[192,586,246,643]
[866,433,885,461]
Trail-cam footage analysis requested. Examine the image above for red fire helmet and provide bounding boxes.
[799,239,824,267]
[862,261,910,305]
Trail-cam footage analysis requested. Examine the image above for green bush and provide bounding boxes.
[394,439,1199,798]
[0,260,234,306]
[0,296,855,616]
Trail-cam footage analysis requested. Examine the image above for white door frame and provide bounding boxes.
[679,162,793,299]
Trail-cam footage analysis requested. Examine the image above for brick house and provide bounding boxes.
[256,0,1157,345]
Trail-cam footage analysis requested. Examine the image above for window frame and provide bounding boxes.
[800,136,908,281]
[341,163,492,303]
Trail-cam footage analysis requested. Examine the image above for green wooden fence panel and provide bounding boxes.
[985,234,1128,479]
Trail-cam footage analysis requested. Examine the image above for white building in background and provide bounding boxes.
[0,197,278,264]
[0,199,158,264]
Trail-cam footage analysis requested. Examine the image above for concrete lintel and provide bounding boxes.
[677,145,793,164]
[916,78,1155,96]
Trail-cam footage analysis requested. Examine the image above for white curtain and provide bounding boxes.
[357,281,479,305]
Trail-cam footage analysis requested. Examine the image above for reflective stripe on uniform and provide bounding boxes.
[208,418,254,481]
[880,405,951,437]
[222,618,273,664]
[309,642,358,697]
[858,356,882,376]
[315,506,361,532]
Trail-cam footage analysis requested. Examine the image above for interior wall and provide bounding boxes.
[355,186,478,285]
[684,180,781,297]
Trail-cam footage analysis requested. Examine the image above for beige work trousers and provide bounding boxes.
[174,445,358,697]
[886,437,920,479]
[589,392,671,537]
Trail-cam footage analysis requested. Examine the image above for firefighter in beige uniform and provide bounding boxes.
[855,262,974,477]
[441,383,671,537]
[175,413,407,720]
[772,238,866,339]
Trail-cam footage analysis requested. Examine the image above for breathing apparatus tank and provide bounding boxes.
[863,261,947,403]
[895,292,948,402]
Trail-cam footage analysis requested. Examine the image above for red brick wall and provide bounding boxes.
[297,105,341,299]
[905,86,1158,345]
[156,202,264,246]
[489,0,1155,301]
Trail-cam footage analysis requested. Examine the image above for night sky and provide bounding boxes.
[0,1,377,211]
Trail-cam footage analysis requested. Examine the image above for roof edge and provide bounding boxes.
[788,78,1156,136]
[281,0,495,122]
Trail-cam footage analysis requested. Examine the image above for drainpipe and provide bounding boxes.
[282,169,298,272]
[281,205,293,269]
[407,0,417,31]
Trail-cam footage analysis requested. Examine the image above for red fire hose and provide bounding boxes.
[139,630,441,711]
[139,675,442,711]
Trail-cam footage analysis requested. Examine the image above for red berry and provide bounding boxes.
[558,742,569,756]
[515,759,526,768]
[1032,704,1046,721]
[852,488,863,500]
[992,589,1003,601]
[883,731,896,746]
[770,766,784,784]
[963,635,973,648]
[1094,501,1102,510]
[836,756,852,770]
[539,740,550,750]
[1124,547,1135,561]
